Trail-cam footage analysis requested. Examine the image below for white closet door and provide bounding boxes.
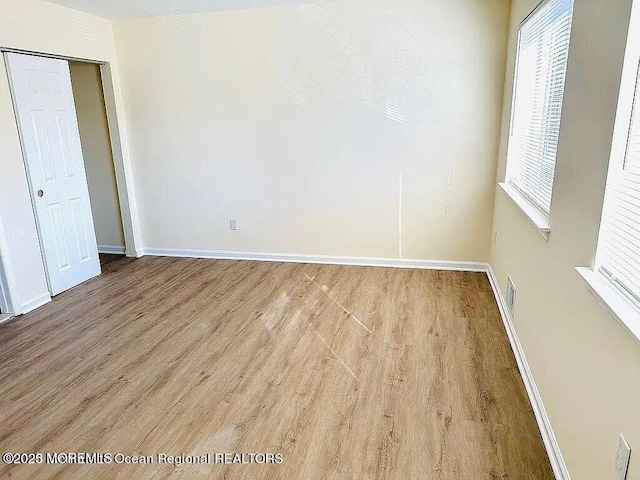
[5,52,100,295]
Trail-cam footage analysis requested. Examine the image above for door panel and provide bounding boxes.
[5,53,100,295]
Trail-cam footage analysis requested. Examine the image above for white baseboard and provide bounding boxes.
[486,266,570,480]
[98,245,126,255]
[20,293,51,315]
[141,247,490,272]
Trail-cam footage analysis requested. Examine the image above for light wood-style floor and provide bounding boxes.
[0,255,553,479]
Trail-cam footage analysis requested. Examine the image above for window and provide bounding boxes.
[595,6,640,313]
[505,0,574,218]
[578,0,640,343]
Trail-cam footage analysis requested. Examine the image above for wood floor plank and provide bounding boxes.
[0,255,553,479]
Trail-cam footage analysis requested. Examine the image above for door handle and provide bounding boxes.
[37,189,44,197]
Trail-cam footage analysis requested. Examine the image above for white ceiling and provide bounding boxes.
[46,0,317,18]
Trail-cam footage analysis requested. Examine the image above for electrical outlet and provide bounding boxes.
[616,434,631,480]
[230,219,238,231]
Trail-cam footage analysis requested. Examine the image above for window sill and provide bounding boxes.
[498,182,551,241]
[576,267,640,345]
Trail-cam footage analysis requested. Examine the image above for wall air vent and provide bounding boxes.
[506,276,516,316]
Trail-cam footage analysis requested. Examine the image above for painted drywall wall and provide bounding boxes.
[113,0,511,262]
[0,0,138,310]
[69,61,125,249]
[491,0,640,478]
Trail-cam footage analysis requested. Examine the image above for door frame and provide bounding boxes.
[0,47,142,314]
[0,214,20,315]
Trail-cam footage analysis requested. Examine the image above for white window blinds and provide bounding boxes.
[506,0,574,215]
[597,61,640,306]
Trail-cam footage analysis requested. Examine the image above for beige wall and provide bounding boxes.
[113,0,511,262]
[69,61,125,249]
[0,0,137,311]
[491,0,640,478]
